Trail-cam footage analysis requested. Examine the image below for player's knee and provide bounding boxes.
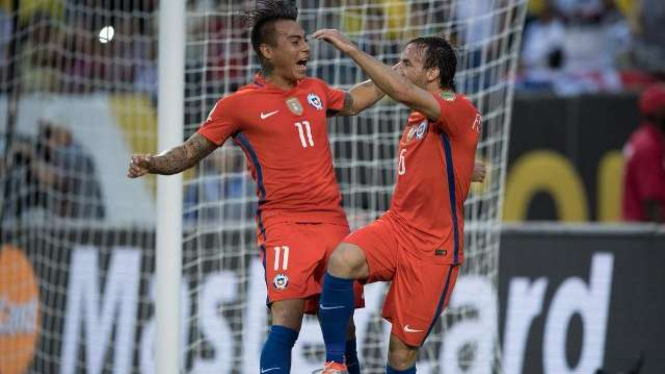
[328,244,366,279]
[270,300,304,331]
[387,348,417,371]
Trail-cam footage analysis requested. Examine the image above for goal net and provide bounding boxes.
[0,0,527,373]
[184,1,527,373]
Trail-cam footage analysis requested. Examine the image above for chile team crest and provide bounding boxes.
[307,93,323,111]
[415,121,428,140]
[273,273,289,290]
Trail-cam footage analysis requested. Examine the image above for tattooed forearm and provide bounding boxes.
[338,79,385,116]
[342,92,355,114]
[150,133,217,175]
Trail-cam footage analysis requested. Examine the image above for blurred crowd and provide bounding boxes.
[1,0,662,97]
[518,0,665,94]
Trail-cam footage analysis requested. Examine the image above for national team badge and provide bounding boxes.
[441,91,456,102]
[273,273,289,290]
[406,127,417,143]
[415,121,428,140]
[307,93,323,111]
[286,97,303,115]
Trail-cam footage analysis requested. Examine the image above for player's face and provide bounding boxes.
[269,20,310,81]
[398,44,429,88]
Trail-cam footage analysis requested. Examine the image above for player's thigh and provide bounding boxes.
[387,333,419,371]
[384,253,460,347]
[342,217,399,283]
[306,223,367,313]
[261,223,327,304]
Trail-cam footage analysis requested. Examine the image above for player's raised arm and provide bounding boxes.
[314,28,441,121]
[127,132,217,178]
[335,79,385,116]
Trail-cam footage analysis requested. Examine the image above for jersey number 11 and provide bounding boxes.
[295,121,314,148]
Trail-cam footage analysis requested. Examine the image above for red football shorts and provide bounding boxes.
[343,214,460,347]
[259,222,365,314]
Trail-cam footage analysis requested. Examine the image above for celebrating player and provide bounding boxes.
[127,1,386,373]
[312,29,481,374]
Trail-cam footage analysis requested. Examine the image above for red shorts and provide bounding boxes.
[259,222,365,314]
[344,215,460,347]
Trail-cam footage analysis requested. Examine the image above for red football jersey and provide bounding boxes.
[197,74,348,235]
[388,91,480,265]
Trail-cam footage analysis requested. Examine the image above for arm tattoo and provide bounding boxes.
[150,133,217,175]
[342,92,355,115]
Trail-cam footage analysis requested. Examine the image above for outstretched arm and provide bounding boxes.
[335,79,385,116]
[127,132,217,178]
[314,29,441,120]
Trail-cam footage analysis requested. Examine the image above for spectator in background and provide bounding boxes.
[628,0,665,76]
[622,84,665,223]
[2,120,106,220]
[519,0,566,89]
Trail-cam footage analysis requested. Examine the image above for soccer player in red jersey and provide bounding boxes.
[312,29,481,374]
[127,2,386,373]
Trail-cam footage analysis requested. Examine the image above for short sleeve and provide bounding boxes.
[635,149,665,200]
[432,92,481,136]
[319,80,346,114]
[197,97,241,145]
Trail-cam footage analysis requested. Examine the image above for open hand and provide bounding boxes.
[128,154,153,178]
[312,29,358,55]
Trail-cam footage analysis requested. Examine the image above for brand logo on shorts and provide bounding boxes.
[0,245,41,374]
[273,273,289,290]
[307,93,323,111]
[285,97,304,115]
[403,325,424,333]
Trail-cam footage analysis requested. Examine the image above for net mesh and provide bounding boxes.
[0,0,527,372]
[184,1,527,373]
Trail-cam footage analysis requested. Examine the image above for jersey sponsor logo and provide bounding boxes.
[440,90,456,102]
[416,121,428,140]
[272,273,289,290]
[285,97,304,115]
[435,249,447,256]
[403,325,424,333]
[0,245,40,374]
[260,110,279,120]
[307,93,323,111]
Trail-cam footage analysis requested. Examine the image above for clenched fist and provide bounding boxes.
[127,154,154,178]
[472,160,486,183]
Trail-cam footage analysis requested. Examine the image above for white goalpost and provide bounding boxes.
[156,0,185,373]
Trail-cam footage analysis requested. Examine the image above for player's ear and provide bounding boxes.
[426,67,440,84]
[260,43,273,60]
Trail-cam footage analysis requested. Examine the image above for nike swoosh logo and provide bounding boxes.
[260,110,279,119]
[261,367,281,373]
[403,325,424,333]
[320,305,345,310]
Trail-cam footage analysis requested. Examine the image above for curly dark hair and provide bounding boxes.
[246,0,299,63]
[407,37,457,91]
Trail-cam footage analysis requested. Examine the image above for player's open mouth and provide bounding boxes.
[296,58,308,73]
